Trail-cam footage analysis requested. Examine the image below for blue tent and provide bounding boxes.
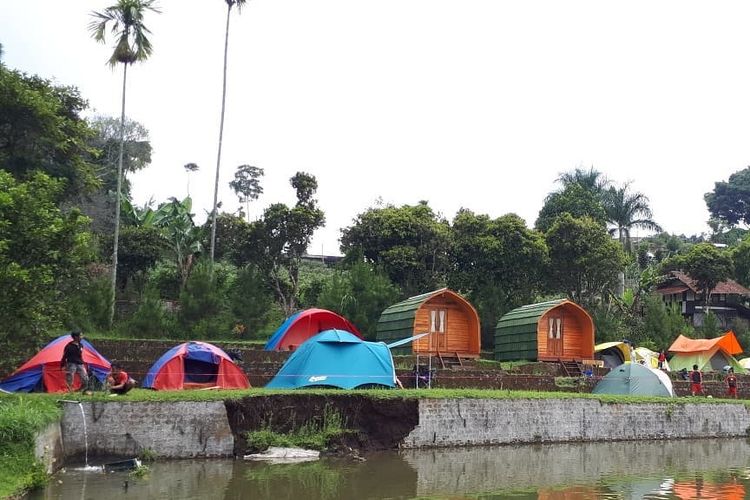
[265,330,397,389]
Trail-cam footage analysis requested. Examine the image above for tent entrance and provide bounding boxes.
[548,315,564,357]
[184,359,218,384]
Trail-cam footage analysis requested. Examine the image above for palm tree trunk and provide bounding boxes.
[109,61,128,328]
[210,3,233,266]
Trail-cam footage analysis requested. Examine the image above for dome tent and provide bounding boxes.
[265,308,362,351]
[668,331,745,373]
[0,334,111,393]
[265,330,397,390]
[143,341,250,390]
[593,362,674,397]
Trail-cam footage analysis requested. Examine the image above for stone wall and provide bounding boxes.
[402,398,750,448]
[34,422,64,474]
[60,401,233,459]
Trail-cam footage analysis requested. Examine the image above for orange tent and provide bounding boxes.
[669,330,743,355]
[668,330,745,372]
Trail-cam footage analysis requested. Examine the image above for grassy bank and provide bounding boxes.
[0,396,60,499]
[247,405,353,452]
[14,387,750,406]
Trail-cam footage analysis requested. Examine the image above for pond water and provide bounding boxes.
[29,438,750,499]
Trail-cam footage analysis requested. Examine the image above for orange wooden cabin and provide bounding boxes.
[495,299,595,362]
[376,288,481,357]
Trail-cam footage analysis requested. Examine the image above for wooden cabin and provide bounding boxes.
[376,288,481,358]
[494,299,594,362]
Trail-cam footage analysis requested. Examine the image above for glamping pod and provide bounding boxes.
[376,288,481,357]
[594,341,632,369]
[494,299,595,362]
[143,341,250,390]
[265,330,397,390]
[0,335,111,393]
[265,308,362,351]
[668,330,746,373]
[593,363,674,397]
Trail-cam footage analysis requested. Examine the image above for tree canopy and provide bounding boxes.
[705,166,750,226]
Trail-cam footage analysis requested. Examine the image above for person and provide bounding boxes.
[60,331,89,393]
[107,363,136,395]
[657,350,667,370]
[689,364,703,396]
[726,367,738,399]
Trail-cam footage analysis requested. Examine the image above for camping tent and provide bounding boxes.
[668,331,746,373]
[265,308,362,351]
[0,335,111,393]
[594,341,631,369]
[633,347,670,371]
[592,362,674,397]
[739,358,750,370]
[265,329,397,390]
[142,341,250,390]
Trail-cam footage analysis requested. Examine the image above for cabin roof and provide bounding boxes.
[494,299,572,361]
[657,271,750,296]
[376,288,458,343]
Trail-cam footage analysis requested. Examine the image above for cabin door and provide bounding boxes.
[429,309,448,352]
[547,315,563,357]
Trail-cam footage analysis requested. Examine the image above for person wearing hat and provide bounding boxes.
[60,331,89,393]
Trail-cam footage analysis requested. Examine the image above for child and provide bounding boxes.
[107,362,136,395]
[689,364,703,396]
[657,350,667,370]
[726,367,738,399]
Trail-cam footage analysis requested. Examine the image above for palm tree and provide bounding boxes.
[557,166,610,194]
[210,0,249,265]
[184,162,199,197]
[604,183,662,253]
[89,0,159,327]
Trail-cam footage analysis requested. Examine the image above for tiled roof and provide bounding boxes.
[660,271,750,296]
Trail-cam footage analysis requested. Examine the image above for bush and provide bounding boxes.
[65,273,112,333]
[229,265,275,338]
[119,286,175,338]
[147,260,181,300]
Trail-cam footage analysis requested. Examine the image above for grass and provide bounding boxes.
[246,405,351,452]
[0,396,61,499]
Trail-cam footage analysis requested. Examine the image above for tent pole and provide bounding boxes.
[415,354,419,389]
[428,354,432,389]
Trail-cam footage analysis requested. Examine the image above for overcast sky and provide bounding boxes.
[3,1,750,255]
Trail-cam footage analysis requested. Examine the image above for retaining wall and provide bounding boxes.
[34,422,64,474]
[60,401,233,459]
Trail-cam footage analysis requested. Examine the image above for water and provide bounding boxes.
[77,402,88,468]
[28,439,750,499]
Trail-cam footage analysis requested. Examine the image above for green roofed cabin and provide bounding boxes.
[376,288,480,357]
[494,299,595,362]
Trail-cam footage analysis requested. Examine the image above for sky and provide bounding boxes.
[3,1,750,255]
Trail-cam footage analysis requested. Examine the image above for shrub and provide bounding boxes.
[120,286,175,338]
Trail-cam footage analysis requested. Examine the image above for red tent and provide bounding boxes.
[264,308,362,351]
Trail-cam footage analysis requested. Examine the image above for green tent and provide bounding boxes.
[669,350,745,373]
[593,362,674,397]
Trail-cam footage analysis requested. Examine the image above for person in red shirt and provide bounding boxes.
[690,364,703,396]
[726,367,738,399]
[657,350,667,370]
[107,363,136,395]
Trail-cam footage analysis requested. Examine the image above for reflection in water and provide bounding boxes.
[28,439,750,500]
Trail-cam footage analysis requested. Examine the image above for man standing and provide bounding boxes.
[726,367,738,399]
[689,364,703,396]
[61,331,89,393]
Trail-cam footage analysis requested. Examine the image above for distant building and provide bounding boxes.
[300,254,344,267]
[655,271,750,328]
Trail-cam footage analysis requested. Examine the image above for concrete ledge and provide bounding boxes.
[34,422,64,474]
[402,398,750,447]
[61,401,234,459]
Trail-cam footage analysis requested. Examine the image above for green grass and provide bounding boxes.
[247,406,351,452]
[0,396,61,498]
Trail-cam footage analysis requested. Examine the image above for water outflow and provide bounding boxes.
[77,402,89,467]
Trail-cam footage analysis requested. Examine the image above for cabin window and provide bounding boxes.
[548,317,562,339]
[430,310,446,333]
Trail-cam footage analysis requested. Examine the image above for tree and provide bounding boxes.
[557,166,609,194]
[449,210,549,346]
[680,243,733,310]
[240,172,325,315]
[0,65,99,194]
[732,237,750,287]
[152,197,205,289]
[545,214,626,306]
[184,162,199,197]
[229,164,264,222]
[210,0,249,265]
[0,172,93,349]
[340,201,451,296]
[90,0,159,327]
[535,183,608,233]
[705,166,750,226]
[603,184,661,253]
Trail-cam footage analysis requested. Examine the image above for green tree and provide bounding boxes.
[210,0,249,264]
[241,172,325,315]
[229,265,275,338]
[732,236,750,287]
[535,183,608,233]
[557,166,609,194]
[0,65,99,194]
[178,260,232,337]
[0,172,93,348]
[704,166,750,226]
[603,183,661,253]
[545,214,626,306]
[449,209,549,346]
[152,197,204,289]
[317,262,400,340]
[641,294,691,349]
[340,201,450,296]
[90,0,159,327]
[679,243,733,310]
[229,164,264,222]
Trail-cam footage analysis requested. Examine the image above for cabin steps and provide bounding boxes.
[559,359,583,377]
[437,352,464,370]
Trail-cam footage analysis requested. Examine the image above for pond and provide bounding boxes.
[29,438,750,499]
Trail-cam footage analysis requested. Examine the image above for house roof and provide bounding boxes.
[668,330,744,356]
[657,271,750,296]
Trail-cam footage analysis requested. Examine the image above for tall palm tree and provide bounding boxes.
[604,183,662,253]
[210,0,249,265]
[89,0,159,327]
[557,166,610,195]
